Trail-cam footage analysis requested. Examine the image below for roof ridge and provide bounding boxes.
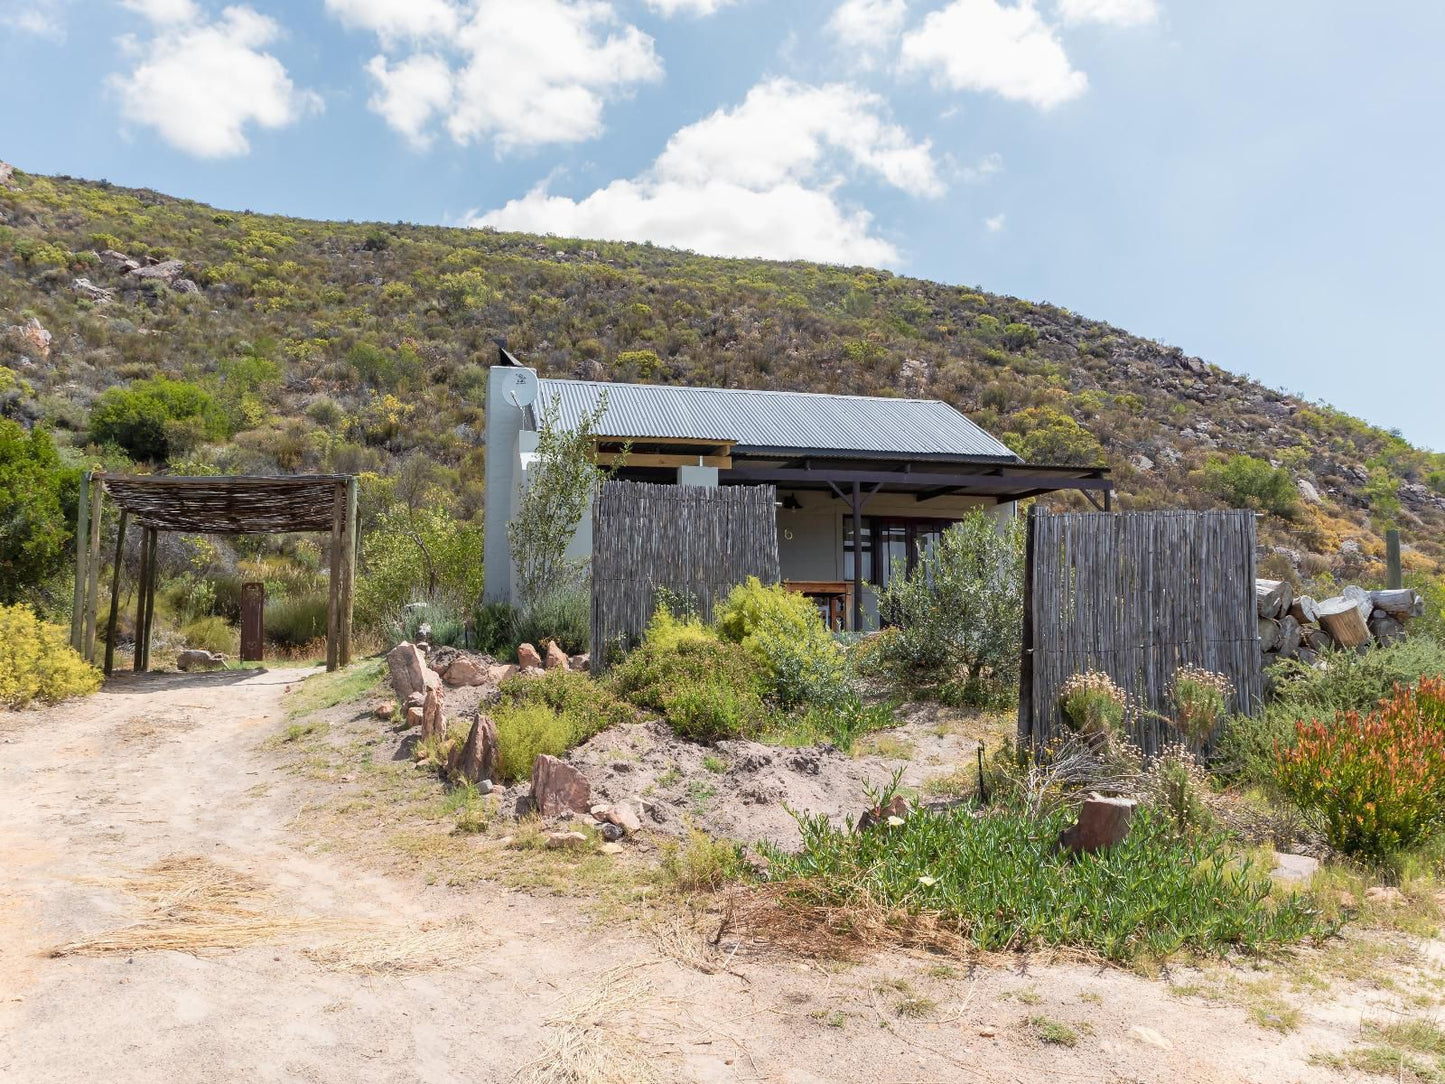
[537,376,946,407]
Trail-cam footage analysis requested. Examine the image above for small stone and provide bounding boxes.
[476,779,493,795]
[569,653,590,672]
[373,701,396,720]
[1128,1025,1172,1051]
[603,802,643,834]
[978,1025,997,1038]
[590,804,610,818]
[544,831,588,850]
[600,842,624,855]
[600,822,625,843]
[517,643,543,669]
[1366,886,1404,906]
[339,773,356,783]
[405,706,424,729]
[1270,852,1320,883]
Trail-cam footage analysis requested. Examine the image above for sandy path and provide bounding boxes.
[0,670,1368,1083]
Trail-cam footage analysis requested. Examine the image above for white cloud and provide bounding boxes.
[984,212,1006,232]
[643,0,736,15]
[901,0,1087,110]
[324,0,457,42]
[347,0,662,152]
[655,79,943,197]
[1057,0,1156,26]
[469,78,942,267]
[828,0,906,51]
[1,0,69,38]
[960,151,1002,183]
[112,6,321,158]
[119,0,198,23]
[366,54,452,147]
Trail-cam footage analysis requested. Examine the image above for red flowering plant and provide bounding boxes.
[1275,678,1445,861]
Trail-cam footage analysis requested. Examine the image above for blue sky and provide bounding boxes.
[3,0,1443,450]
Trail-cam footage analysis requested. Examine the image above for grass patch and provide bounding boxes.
[702,754,728,774]
[1030,1015,1081,1047]
[661,827,747,892]
[285,658,386,718]
[492,669,635,783]
[759,804,1337,963]
[277,719,327,744]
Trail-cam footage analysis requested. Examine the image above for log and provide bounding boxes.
[1256,579,1291,620]
[1370,588,1425,619]
[1058,793,1136,855]
[1258,615,1282,653]
[1289,595,1319,625]
[1369,612,1407,646]
[1301,625,1332,651]
[1278,615,1304,658]
[1342,585,1374,623]
[1317,595,1371,648]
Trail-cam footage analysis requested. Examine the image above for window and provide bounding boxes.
[845,517,957,589]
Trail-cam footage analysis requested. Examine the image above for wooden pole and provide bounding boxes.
[71,470,91,651]
[340,476,358,667]
[1018,504,1037,748]
[850,481,863,632]
[1386,528,1402,590]
[132,526,150,672]
[325,480,345,672]
[103,509,128,676]
[140,529,158,671]
[83,476,104,662]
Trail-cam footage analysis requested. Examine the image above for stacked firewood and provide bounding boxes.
[1256,578,1424,665]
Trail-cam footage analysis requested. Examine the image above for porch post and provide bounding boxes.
[851,481,863,632]
[103,509,128,676]
[70,471,91,651]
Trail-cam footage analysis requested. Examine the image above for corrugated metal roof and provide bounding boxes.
[532,378,1020,461]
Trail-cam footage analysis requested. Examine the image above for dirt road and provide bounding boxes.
[0,669,1380,1082]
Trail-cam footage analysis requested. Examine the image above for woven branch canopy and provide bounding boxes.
[100,474,350,534]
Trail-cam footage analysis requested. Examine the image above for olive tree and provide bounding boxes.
[508,394,610,608]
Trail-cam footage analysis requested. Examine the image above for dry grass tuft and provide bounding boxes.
[50,855,340,957]
[304,918,496,975]
[519,961,662,1084]
[719,883,977,962]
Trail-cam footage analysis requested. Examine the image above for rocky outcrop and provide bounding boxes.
[5,318,51,358]
[128,258,186,282]
[73,277,115,303]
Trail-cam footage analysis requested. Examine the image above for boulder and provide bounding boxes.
[544,642,570,671]
[544,831,588,851]
[0,161,13,189]
[128,259,185,282]
[1270,852,1320,883]
[7,318,50,358]
[517,643,542,670]
[405,706,424,730]
[372,700,396,720]
[451,714,498,785]
[568,654,590,672]
[1058,793,1135,855]
[99,249,140,271]
[73,277,115,303]
[489,663,519,684]
[387,641,431,700]
[176,649,226,671]
[531,754,591,817]
[443,655,488,687]
[421,684,445,742]
[171,278,201,295]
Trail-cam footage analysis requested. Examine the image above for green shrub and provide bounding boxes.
[871,510,1024,707]
[88,376,228,462]
[354,503,483,631]
[474,600,519,658]
[0,422,79,605]
[762,800,1331,962]
[717,578,851,712]
[640,606,716,653]
[662,827,747,891]
[264,593,328,648]
[515,586,590,655]
[1058,671,1126,743]
[1199,455,1297,518]
[1276,678,1445,861]
[0,603,102,707]
[609,626,769,741]
[389,600,467,648]
[1170,665,1233,746]
[1268,637,1445,718]
[493,703,573,784]
[491,670,633,782]
[181,615,236,655]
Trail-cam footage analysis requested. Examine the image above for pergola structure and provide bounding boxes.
[69,473,359,675]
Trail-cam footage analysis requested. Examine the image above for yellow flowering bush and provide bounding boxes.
[0,604,102,708]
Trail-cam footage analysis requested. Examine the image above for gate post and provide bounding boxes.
[240,582,265,662]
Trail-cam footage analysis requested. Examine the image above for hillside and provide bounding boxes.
[2,164,1442,590]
